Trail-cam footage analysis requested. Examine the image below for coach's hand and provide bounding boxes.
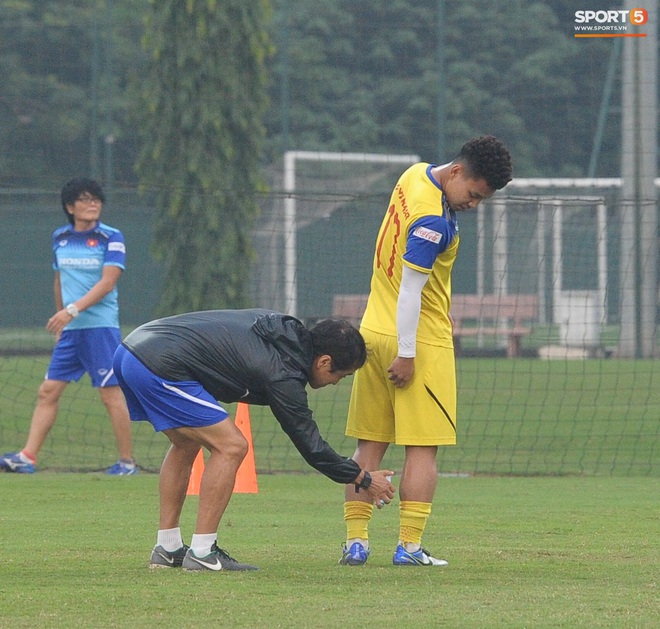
[365,470,395,509]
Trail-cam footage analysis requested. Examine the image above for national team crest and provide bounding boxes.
[87,238,99,247]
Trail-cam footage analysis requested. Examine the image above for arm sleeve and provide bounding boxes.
[267,379,362,484]
[104,231,126,269]
[402,215,453,270]
[397,264,430,357]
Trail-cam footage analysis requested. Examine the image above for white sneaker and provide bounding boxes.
[392,544,448,566]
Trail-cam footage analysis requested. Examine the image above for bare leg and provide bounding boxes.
[344,439,390,502]
[24,379,68,457]
[99,385,133,460]
[160,419,248,534]
[195,420,248,533]
[399,445,438,502]
[158,436,201,530]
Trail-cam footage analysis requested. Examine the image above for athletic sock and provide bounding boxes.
[19,450,36,464]
[157,527,184,552]
[344,501,374,544]
[191,533,217,557]
[399,501,432,549]
[346,537,369,550]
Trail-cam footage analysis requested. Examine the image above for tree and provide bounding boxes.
[265,0,620,177]
[0,0,146,187]
[136,0,271,314]
[0,0,627,187]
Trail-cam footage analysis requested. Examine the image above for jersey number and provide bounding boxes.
[376,204,401,278]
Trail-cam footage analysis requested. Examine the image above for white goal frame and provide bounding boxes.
[282,151,420,317]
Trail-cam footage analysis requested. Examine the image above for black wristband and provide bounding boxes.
[354,470,372,493]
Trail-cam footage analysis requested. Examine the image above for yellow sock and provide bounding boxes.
[344,501,374,541]
[399,501,432,547]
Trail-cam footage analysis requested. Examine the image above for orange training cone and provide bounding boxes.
[233,402,258,493]
[186,449,205,496]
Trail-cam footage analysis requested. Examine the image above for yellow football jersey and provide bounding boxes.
[361,163,459,347]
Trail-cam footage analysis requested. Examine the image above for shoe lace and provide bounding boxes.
[420,548,439,562]
[212,544,238,563]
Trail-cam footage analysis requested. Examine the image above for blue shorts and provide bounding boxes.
[113,344,229,432]
[47,328,121,387]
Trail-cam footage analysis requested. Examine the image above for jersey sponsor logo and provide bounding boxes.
[87,238,99,247]
[412,226,442,244]
[58,257,102,267]
[108,242,126,253]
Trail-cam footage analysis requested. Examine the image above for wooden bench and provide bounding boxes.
[332,293,539,358]
[451,294,539,357]
[332,294,370,327]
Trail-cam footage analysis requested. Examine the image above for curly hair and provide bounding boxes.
[455,135,513,190]
[309,318,367,371]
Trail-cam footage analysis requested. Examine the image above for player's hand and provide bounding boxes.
[46,309,72,337]
[365,470,395,509]
[387,356,414,388]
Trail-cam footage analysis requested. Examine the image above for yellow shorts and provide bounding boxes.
[346,329,457,446]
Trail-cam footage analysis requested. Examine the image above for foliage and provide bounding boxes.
[135,0,271,313]
[0,0,625,186]
[0,0,147,187]
[266,0,620,176]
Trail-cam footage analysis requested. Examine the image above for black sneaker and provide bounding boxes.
[182,543,258,571]
[149,544,189,568]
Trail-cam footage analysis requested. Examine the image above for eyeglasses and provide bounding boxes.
[76,194,102,204]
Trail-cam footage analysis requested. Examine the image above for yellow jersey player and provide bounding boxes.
[340,135,512,566]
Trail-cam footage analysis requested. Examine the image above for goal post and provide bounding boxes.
[507,177,659,358]
[282,151,420,317]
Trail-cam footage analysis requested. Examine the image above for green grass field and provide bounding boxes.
[0,473,657,628]
[1,356,657,476]
[1,352,658,627]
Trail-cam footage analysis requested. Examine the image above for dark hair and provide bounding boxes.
[60,178,105,225]
[455,135,512,190]
[309,319,367,371]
